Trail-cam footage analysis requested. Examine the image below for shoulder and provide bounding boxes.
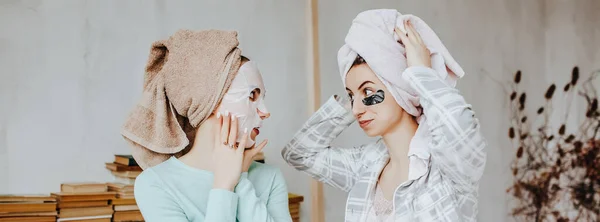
[246,162,287,190]
[134,168,162,191]
[245,162,288,196]
[133,167,172,205]
[248,162,282,179]
[134,159,175,191]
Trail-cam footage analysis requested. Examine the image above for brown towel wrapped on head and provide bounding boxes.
[121,29,242,169]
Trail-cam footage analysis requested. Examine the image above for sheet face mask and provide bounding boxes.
[216,61,268,147]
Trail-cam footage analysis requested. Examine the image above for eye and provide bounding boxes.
[249,88,260,102]
[364,88,374,96]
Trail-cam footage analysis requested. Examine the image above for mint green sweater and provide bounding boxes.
[134,156,292,222]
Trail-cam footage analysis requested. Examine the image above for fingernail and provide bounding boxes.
[225,110,229,116]
[217,112,221,118]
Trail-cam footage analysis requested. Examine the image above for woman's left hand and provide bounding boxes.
[395,20,432,68]
[242,140,268,172]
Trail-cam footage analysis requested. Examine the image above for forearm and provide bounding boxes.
[203,189,239,222]
[402,66,487,189]
[235,173,292,222]
[282,95,355,165]
[281,95,364,191]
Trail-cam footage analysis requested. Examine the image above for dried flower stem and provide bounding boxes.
[507,68,600,222]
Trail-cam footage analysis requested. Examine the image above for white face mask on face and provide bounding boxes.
[216,61,268,147]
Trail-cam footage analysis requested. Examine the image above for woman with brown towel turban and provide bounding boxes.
[121,29,292,222]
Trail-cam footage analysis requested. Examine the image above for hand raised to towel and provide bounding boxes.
[395,20,432,68]
[212,113,248,191]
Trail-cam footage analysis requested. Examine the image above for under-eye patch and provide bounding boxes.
[362,90,385,106]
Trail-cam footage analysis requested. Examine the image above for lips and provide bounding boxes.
[253,128,260,135]
[358,119,373,128]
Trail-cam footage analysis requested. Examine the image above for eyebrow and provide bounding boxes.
[358,81,374,90]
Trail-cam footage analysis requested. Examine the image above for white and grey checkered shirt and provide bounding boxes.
[282,67,487,221]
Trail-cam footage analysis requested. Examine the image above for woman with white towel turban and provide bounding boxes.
[282,9,487,222]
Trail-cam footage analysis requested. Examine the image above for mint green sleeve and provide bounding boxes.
[135,170,239,222]
[204,189,239,222]
[234,170,292,222]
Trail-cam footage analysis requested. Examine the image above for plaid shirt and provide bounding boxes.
[282,67,487,221]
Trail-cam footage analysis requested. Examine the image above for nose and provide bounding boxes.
[351,101,366,119]
[257,108,270,120]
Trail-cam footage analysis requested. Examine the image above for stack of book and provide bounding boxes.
[112,208,143,222]
[288,193,304,222]
[107,183,143,222]
[105,155,141,185]
[0,194,57,221]
[107,183,134,200]
[52,183,115,221]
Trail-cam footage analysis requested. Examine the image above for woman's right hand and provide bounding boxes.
[212,112,249,191]
[395,20,432,68]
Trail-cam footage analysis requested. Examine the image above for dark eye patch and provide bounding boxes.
[362,90,385,106]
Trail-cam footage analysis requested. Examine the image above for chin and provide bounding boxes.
[362,128,382,137]
[361,121,385,137]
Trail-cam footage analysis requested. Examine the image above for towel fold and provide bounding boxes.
[337,9,465,117]
[121,29,242,169]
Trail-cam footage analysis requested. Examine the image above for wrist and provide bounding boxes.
[243,159,253,172]
[408,63,431,69]
[213,181,235,191]
[404,66,434,75]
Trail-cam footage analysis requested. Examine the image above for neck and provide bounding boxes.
[381,114,418,169]
[178,116,218,171]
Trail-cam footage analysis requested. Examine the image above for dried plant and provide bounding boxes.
[506,67,600,222]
